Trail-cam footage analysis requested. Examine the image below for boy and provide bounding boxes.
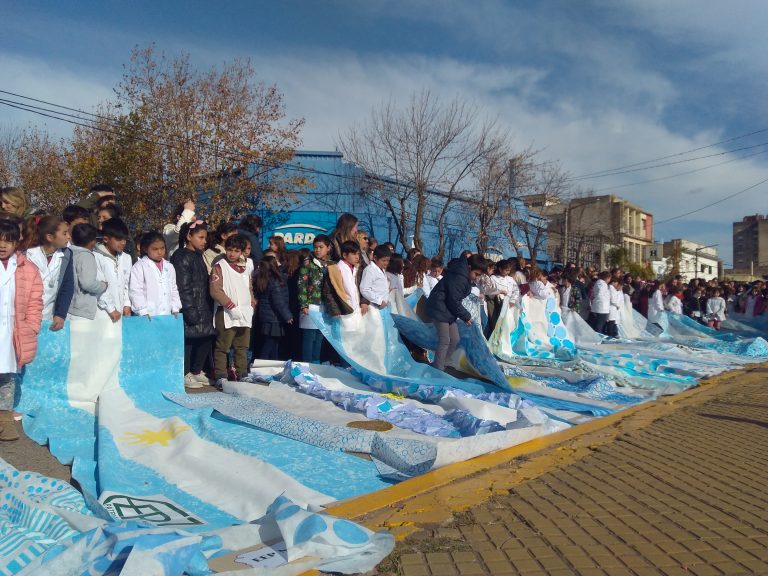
[62,204,91,229]
[69,224,108,320]
[606,277,623,338]
[589,271,612,334]
[94,218,132,323]
[298,234,331,363]
[322,241,367,317]
[360,245,392,308]
[209,234,254,385]
[424,257,444,297]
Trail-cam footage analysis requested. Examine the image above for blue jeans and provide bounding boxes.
[302,329,324,363]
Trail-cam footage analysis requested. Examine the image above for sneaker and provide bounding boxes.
[193,373,210,385]
[184,373,204,389]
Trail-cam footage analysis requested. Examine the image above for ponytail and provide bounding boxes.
[20,214,64,250]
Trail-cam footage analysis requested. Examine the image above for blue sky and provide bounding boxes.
[2,0,767,266]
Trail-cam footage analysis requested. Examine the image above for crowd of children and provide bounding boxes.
[1,183,767,442]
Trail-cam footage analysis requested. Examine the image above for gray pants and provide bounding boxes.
[433,321,460,371]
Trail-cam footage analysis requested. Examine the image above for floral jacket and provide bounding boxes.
[298,258,328,309]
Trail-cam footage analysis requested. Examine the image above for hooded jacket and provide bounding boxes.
[425,258,472,324]
[170,247,216,338]
[68,246,108,320]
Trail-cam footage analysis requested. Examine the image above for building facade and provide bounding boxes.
[661,239,721,282]
[732,215,768,278]
[246,151,548,262]
[524,194,653,270]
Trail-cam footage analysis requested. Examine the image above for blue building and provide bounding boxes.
[251,150,548,263]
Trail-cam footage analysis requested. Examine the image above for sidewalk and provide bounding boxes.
[353,364,768,576]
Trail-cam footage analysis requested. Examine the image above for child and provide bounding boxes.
[210,234,255,382]
[96,204,121,229]
[706,288,727,330]
[423,257,444,298]
[0,219,43,441]
[62,204,91,229]
[94,218,132,323]
[425,255,486,372]
[589,271,612,334]
[487,259,520,335]
[170,221,216,388]
[68,224,108,320]
[254,255,292,361]
[203,221,239,273]
[24,215,74,331]
[664,287,684,315]
[267,235,287,264]
[559,272,581,316]
[386,253,406,300]
[323,241,366,317]
[606,278,623,338]
[298,234,331,363]
[129,231,182,319]
[529,269,556,301]
[360,245,392,308]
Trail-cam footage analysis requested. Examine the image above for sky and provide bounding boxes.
[2,0,767,266]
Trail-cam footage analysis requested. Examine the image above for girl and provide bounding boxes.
[403,255,429,296]
[664,287,684,315]
[129,231,182,319]
[425,255,486,372]
[96,205,121,229]
[743,285,766,317]
[267,235,287,265]
[24,216,75,331]
[170,221,216,389]
[203,221,239,273]
[0,219,43,441]
[386,253,406,299]
[706,288,727,330]
[424,257,444,298]
[255,255,293,360]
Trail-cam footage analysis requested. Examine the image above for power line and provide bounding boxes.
[655,176,768,225]
[591,148,768,193]
[571,126,768,179]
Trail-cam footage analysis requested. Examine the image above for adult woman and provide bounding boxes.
[329,213,358,262]
[0,187,28,218]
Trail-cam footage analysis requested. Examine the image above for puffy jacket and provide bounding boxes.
[256,273,293,324]
[13,253,44,368]
[170,247,215,338]
[69,246,108,319]
[425,258,472,324]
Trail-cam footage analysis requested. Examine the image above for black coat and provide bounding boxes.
[425,258,472,324]
[170,248,216,338]
[257,274,293,324]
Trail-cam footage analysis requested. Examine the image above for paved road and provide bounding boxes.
[369,365,768,576]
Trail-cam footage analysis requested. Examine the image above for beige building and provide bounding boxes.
[523,194,653,269]
[732,214,768,277]
[662,239,721,282]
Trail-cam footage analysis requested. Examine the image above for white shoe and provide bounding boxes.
[184,373,204,389]
[193,372,210,385]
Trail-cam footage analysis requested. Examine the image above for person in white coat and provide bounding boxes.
[647,282,667,328]
[360,246,392,308]
[606,278,623,338]
[589,271,612,334]
[664,287,684,315]
[706,287,727,330]
[94,218,133,323]
[129,231,182,319]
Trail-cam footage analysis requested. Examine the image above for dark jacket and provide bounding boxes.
[53,248,75,319]
[425,258,472,324]
[170,247,215,338]
[256,273,293,324]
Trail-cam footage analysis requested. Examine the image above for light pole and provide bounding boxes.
[694,243,719,280]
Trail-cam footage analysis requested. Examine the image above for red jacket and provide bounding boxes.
[12,253,43,368]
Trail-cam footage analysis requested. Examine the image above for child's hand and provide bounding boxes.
[302,307,309,316]
[123,307,132,317]
[109,310,121,323]
[381,301,388,308]
[360,303,369,316]
[465,319,473,326]
[49,316,66,331]
[173,311,179,319]
[287,318,294,325]
[184,200,195,212]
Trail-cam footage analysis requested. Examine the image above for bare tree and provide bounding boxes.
[0,125,22,187]
[339,90,505,257]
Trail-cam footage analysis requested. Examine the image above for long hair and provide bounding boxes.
[333,213,358,244]
[255,255,284,294]
[283,249,302,277]
[209,221,239,252]
[404,254,429,288]
[0,187,28,217]
[21,215,65,251]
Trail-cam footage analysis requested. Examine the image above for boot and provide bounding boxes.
[0,411,19,441]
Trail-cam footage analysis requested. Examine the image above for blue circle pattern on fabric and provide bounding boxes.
[333,519,370,545]
[275,504,301,521]
[294,514,328,545]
